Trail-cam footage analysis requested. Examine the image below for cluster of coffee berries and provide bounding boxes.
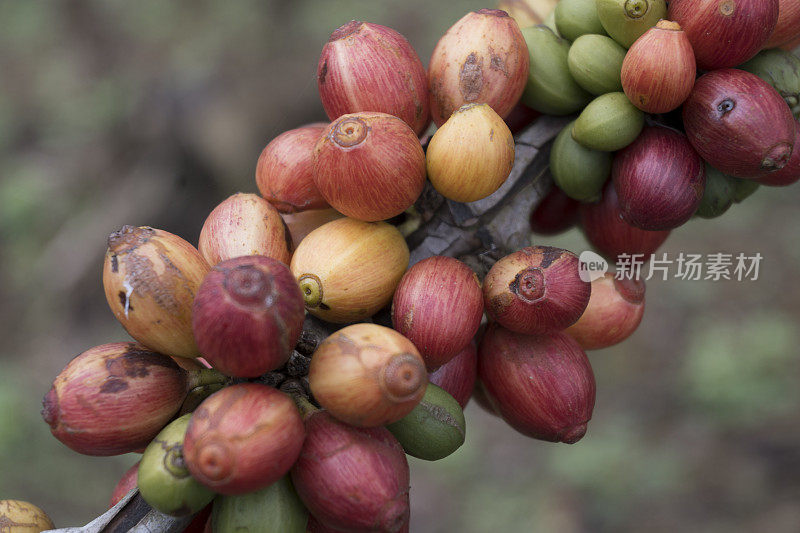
[517,0,800,261]
[25,3,799,532]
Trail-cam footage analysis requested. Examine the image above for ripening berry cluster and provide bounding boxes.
[22,2,800,532]
[524,0,799,261]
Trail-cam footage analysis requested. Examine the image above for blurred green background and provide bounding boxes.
[1,1,799,532]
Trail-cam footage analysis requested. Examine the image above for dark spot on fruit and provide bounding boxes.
[334,333,362,358]
[490,292,514,315]
[489,48,508,77]
[105,346,179,380]
[110,254,119,273]
[118,291,132,311]
[329,20,363,42]
[122,251,185,315]
[761,142,792,170]
[719,0,735,16]
[717,98,735,116]
[319,60,328,85]
[538,246,563,269]
[107,225,154,253]
[459,53,483,102]
[168,445,188,471]
[41,388,58,427]
[0,517,39,529]
[100,378,129,394]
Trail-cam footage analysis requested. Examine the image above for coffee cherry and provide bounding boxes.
[565,273,646,350]
[313,113,426,221]
[42,343,190,456]
[192,255,304,377]
[138,414,215,517]
[479,324,596,443]
[392,256,483,370]
[184,384,305,495]
[103,225,210,359]
[199,193,292,266]
[291,407,410,532]
[211,476,308,533]
[318,21,429,135]
[429,9,529,125]
[309,324,427,427]
[386,383,466,461]
[256,123,330,213]
[426,103,515,203]
[290,218,409,323]
[484,246,591,335]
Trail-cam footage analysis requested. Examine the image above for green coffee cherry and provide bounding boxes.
[596,0,667,48]
[211,476,308,533]
[731,177,760,203]
[386,383,466,461]
[567,34,626,95]
[520,26,593,115]
[555,0,606,41]
[550,120,612,202]
[138,414,215,517]
[696,165,735,219]
[739,49,800,118]
[572,92,644,151]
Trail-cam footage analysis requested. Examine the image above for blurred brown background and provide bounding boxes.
[1,1,799,531]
